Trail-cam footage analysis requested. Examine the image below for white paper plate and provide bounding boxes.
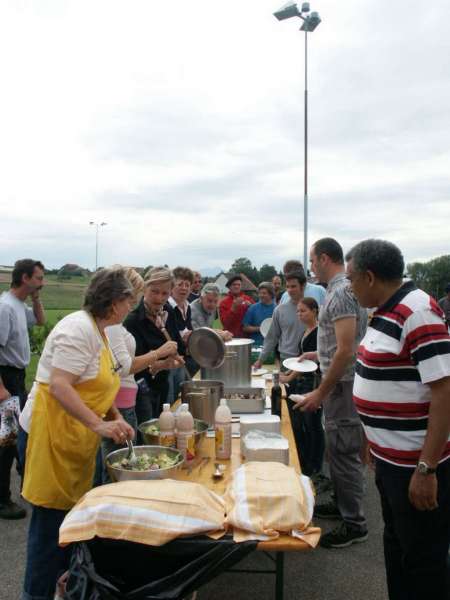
[260,318,272,338]
[282,357,318,373]
[252,368,268,376]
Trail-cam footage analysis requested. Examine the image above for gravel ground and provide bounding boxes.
[0,465,388,600]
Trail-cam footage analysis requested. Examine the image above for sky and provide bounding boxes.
[1,0,449,274]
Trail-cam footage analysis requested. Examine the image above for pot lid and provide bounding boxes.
[188,327,226,369]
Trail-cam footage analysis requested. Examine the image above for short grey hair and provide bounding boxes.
[346,239,404,281]
[201,283,220,296]
[258,281,275,298]
[84,268,133,318]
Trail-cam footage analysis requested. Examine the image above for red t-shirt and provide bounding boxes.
[219,293,254,338]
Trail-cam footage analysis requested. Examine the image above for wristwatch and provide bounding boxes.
[416,460,436,475]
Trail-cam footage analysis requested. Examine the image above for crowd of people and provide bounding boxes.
[0,237,449,600]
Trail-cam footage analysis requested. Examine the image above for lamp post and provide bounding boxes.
[273,2,321,269]
[89,221,107,271]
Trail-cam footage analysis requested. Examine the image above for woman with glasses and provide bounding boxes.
[20,268,139,600]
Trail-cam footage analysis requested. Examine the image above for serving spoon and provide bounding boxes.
[126,438,139,466]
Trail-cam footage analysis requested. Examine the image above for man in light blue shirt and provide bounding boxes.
[279,259,326,306]
[242,282,276,346]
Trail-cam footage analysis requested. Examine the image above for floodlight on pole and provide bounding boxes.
[273,2,321,271]
[89,221,107,271]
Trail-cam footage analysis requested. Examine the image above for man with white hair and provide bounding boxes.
[191,284,233,341]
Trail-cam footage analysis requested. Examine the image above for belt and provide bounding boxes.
[0,365,26,373]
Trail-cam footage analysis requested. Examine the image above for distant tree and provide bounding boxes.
[407,255,450,300]
[259,264,278,283]
[230,258,259,284]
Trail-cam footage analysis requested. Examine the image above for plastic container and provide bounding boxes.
[176,403,195,466]
[215,398,232,460]
[158,403,176,448]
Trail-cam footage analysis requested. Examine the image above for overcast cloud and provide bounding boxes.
[1,0,449,272]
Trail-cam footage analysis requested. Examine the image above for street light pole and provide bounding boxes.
[304,27,308,270]
[89,221,107,271]
[273,2,321,270]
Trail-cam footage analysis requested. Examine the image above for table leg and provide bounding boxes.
[275,552,284,600]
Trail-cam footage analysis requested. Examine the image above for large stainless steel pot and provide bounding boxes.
[201,338,253,387]
[180,380,224,426]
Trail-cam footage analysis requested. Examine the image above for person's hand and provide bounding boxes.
[232,296,244,309]
[295,388,323,412]
[298,352,318,363]
[253,359,262,370]
[361,439,375,470]
[408,471,438,511]
[220,330,233,342]
[157,341,178,359]
[30,289,41,302]
[0,386,11,403]
[279,372,291,384]
[94,418,134,444]
[181,330,192,343]
[160,355,185,371]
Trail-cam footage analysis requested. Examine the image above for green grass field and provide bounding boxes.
[1,275,225,387]
[0,277,89,386]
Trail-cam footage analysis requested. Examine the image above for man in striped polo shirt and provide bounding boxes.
[346,239,450,600]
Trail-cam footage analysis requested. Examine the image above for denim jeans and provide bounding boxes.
[22,504,72,600]
[16,425,28,476]
[101,406,137,483]
[375,458,450,600]
[167,366,187,405]
[135,381,167,442]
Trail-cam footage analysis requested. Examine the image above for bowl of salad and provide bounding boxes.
[138,418,209,449]
[106,445,184,481]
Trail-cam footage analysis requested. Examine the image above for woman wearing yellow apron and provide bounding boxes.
[21,268,135,600]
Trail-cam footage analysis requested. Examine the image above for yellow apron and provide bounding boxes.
[23,342,120,510]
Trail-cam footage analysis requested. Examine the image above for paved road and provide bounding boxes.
[0,465,388,600]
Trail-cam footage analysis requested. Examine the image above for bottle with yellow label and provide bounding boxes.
[215,398,232,460]
[158,403,176,448]
[176,403,195,466]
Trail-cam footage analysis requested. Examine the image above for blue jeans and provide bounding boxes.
[375,458,450,600]
[167,367,187,405]
[22,504,72,600]
[101,406,137,483]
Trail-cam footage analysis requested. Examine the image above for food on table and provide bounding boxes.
[110,451,180,472]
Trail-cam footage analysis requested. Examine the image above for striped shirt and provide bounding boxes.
[354,281,450,468]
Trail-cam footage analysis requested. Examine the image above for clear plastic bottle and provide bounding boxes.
[215,398,232,460]
[158,403,176,448]
[176,403,195,466]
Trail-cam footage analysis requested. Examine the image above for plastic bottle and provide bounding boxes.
[215,398,232,460]
[271,371,282,418]
[158,403,176,448]
[176,403,195,466]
